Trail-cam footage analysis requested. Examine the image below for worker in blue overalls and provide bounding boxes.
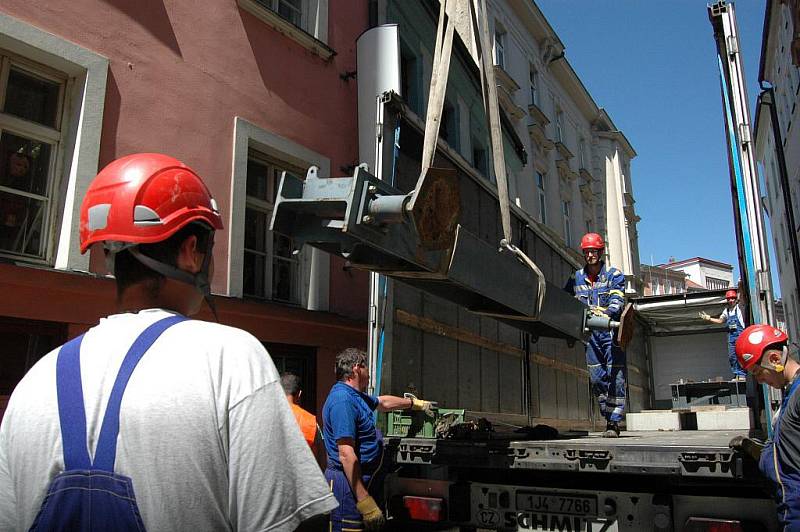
[700,288,747,378]
[730,324,800,529]
[322,348,435,531]
[565,232,627,438]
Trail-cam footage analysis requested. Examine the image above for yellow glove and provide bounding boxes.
[405,393,436,417]
[589,306,606,317]
[356,495,385,531]
[698,311,711,321]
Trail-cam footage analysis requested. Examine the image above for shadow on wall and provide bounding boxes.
[101,0,183,58]
[98,69,121,169]
[236,8,342,120]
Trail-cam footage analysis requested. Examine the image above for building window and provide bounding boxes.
[472,137,488,178]
[529,67,539,106]
[555,108,564,143]
[0,56,66,262]
[400,41,421,115]
[536,171,547,225]
[562,201,572,247]
[494,24,506,70]
[579,138,587,169]
[441,99,459,151]
[250,0,325,39]
[243,150,303,303]
[705,276,729,290]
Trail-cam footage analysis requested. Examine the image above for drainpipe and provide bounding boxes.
[759,84,800,304]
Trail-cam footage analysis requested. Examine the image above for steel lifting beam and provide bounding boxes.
[271,165,608,342]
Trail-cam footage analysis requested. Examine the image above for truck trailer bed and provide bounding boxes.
[388,430,758,480]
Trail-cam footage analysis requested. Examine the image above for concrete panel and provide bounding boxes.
[391,323,423,396]
[458,342,482,410]
[556,372,569,419]
[498,353,523,414]
[459,179,481,235]
[394,283,423,314]
[498,322,520,347]
[537,366,558,419]
[422,332,459,407]
[422,291,458,326]
[695,408,752,430]
[626,411,682,431]
[528,359,541,418]
[480,348,500,412]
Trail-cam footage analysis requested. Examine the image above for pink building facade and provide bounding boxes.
[0,0,370,417]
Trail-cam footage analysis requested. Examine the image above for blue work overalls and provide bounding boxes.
[566,263,627,423]
[324,450,385,532]
[28,315,185,531]
[725,306,746,377]
[760,376,800,530]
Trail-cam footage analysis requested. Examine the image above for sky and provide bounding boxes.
[536,0,769,287]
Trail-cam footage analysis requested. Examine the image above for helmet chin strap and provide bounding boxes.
[127,232,218,322]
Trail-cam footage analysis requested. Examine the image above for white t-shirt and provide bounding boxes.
[0,309,337,531]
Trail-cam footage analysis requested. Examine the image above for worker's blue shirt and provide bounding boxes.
[322,381,381,469]
[564,262,626,320]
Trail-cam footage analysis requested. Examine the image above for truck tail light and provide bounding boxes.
[402,496,445,522]
[684,517,745,532]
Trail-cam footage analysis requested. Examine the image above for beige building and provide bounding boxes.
[660,257,734,291]
[641,264,688,296]
[754,0,800,341]
[486,0,642,293]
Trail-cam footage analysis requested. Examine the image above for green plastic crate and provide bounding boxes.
[386,408,465,438]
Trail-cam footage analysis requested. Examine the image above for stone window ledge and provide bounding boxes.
[238,0,335,61]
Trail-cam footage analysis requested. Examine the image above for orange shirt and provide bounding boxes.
[290,403,318,448]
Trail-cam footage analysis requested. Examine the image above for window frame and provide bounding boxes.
[555,108,564,143]
[0,51,68,264]
[243,150,306,304]
[529,66,539,106]
[536,171,547,225]
[229,117,331,309]
[562,200,572,247]
[494,24,506,70]
[238,0,332,60]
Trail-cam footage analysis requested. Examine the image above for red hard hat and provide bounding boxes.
[580,232,605,250]
[735,324,788,371]
[79,153,223,254]
[725,289,737,299]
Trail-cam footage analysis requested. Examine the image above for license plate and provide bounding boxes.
[515,491,597,516]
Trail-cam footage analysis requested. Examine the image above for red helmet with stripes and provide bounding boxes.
[735,324,789,371]
[79,153,223,254]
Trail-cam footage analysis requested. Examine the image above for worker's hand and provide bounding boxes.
[729,435,765,461]
[405,392,436,417]
[356,495,386,530]
[698,311,711,321]
[589,306,606,317]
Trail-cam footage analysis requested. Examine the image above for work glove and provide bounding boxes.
[698,311,711,321]
[356,495,386,531]
[729,435,765,461]
[404,392,436,417]
[589,306,606,317]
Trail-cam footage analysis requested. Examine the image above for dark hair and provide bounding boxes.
[336,347,367,381]
[280,372,302,396]
[113,222,212,298]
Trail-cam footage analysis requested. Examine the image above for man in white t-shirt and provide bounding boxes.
[700,288,747,378]
[0,153,337,531]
